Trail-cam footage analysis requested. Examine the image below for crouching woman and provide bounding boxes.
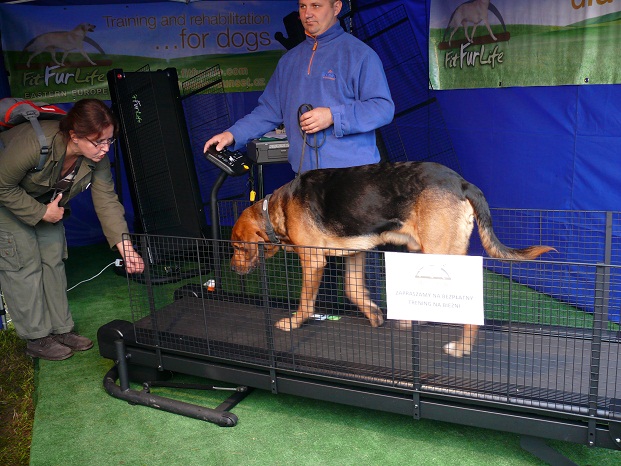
[0,98,144,360]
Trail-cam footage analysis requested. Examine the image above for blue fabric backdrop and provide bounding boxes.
[1,0,620,239]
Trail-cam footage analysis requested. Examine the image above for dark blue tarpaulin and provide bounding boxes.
[1,0,620,230]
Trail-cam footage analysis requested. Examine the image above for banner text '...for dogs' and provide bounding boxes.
[103,13,274,53]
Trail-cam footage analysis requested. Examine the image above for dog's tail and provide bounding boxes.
[465,182,555,260]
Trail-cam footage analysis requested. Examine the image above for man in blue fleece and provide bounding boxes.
[205,0,394,314]
[204,0,394,173]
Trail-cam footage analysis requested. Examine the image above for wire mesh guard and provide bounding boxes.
[121,205,621,425]
[180,65,249,211]
[351,4,460,171]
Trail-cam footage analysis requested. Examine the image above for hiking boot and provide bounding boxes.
[52,331,93,351]
[26,336,74,361]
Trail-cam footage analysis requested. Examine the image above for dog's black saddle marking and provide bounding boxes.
[290,162,463,238]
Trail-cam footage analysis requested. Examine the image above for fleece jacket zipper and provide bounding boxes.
[307,37,318,75]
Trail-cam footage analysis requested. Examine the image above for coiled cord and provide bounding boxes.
[297,103,326,174]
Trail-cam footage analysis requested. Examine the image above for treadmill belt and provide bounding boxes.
[132,296,621,419]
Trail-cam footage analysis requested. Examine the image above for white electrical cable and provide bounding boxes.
[1,260,122,329]
[67,261,117,292]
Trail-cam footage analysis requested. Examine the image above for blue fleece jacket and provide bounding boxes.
[228,22,394,173]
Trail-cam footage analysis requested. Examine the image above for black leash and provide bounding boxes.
[297,103,326,175]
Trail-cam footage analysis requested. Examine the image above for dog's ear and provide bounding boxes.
[255,229,282,255]
[254,228,271,244]
[263,243,281,259]
[231,223,265,244]
[231,207,263,241]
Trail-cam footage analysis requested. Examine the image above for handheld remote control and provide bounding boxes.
[204,145,251,176]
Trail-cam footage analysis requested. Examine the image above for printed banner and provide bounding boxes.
[429,0,621,89]
[0,1,298,102]
[385,252,484,325]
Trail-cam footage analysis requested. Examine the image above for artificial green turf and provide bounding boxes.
[25,243,621,465]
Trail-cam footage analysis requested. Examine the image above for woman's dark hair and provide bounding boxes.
[58,99,119,141]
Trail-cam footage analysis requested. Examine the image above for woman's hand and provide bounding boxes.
[42,194,64,223]
[116,239,145,274]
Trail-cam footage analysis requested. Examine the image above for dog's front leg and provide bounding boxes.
[78,48,97,65]
[60,51,70,66]
[463,23,473,43]
[275,250,325,331]
[344,252,384,327]
[483,20,498,41]
[26,51,41,68]
[448,26,459,46]
[50,51,63,66]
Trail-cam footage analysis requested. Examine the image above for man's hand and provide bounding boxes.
[42,193,64,223]
[299,107,333,134]
[204,131,235,153]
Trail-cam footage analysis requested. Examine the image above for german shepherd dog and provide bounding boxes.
[230,162,553,357]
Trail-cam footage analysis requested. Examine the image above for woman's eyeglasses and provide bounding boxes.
[84,136,116,148]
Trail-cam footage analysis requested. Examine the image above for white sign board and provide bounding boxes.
[385,252,484,325]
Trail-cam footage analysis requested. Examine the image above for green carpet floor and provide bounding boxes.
[24,243,621,465]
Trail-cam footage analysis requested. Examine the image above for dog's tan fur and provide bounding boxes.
[230,162,553,357]
[24,23,97,68]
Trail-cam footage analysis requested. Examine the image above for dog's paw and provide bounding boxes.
[393,320,428,330]
[369,312,385,328]
[275,316,306,331]
[394,320,411,330]
[443,341,471,358]
[274,318,293,331]
[394,320,410,330]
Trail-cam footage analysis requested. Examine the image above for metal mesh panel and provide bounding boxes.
[121,205,621,424]
[350,4,460,172]
[481,209,621,324]
[180,66,249,218]
[113,70,179,232]
[108,67,206,238]
[487,209,618,263]
[217,199,252,237]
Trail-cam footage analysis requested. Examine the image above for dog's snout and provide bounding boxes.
[230,253,257,275]
[230,261,244,274]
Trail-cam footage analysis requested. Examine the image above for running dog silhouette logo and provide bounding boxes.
[438,0,510,50]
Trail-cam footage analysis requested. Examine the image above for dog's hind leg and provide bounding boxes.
[417,191,479,357]
[60,51,70,66]
[26,52,38,68]
[26,49,46,68]
[470,24,478,41]
[463,23,473,43]
[448,25,460,46]
[344,252,384,327]
[443,325,478,358]
[275,249,325,331]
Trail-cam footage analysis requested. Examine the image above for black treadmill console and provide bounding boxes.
[204,145,251,176]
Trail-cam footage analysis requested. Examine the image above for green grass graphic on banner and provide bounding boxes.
[4,50,284,102]
[0,1,298,101]
[429,1,621,89]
